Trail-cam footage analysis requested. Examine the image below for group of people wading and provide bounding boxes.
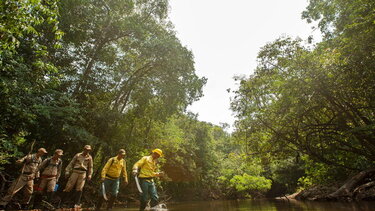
[0,145,164,211]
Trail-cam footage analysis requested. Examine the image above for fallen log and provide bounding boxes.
[328,168,375,200]
[353,181,375,201]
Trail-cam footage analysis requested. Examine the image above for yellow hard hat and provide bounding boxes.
[152,149,163,157]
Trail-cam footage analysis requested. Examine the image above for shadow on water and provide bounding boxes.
[117,199,375,211]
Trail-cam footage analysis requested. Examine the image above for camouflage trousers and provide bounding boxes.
[63,171,86,192]
[39,177,57,192]
[0,174,34,206]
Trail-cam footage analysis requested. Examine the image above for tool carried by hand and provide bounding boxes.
[101,182,108,201]
[134,176,143,193]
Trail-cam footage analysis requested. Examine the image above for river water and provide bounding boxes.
[118,199,375,211]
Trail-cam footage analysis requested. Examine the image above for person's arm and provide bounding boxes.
[87,156,93,179]
[16,155,28,165]
[65,154,77,175]
[37,159,48,174]
[100,158,112,180]
[153,162,161,177]
[35,166,40,178]
[56,160,62,182]
[122,160,128,184]
[132,157,146,175]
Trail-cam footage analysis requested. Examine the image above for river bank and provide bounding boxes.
[278,169,375,202]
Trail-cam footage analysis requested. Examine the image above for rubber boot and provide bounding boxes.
[139,201,147,211]
[60,191,67,205]
[59,191,70,208]
[95,196,104,211]
[46,192,53,203]
[33,192,43,209]
[150,199,158,208]
[107,196,116,210]
[42,192,55,210]
[20,204,29,210]
[74,191,82,207]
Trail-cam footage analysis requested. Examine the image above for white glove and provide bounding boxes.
[132,169,139,176]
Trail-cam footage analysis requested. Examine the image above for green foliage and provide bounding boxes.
[231,0,375,192]
[217,153,272,198]
[269,157,305,193]
[229,173,271,193]
[0,0,206,179]
[0,0,62,166]
[2,0,373,201]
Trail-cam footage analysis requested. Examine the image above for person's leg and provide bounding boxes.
[73,191,82,207]
[46,178,56,204]
[20,178,34,208]
[95,197,104,211]
[74,172,86,206]
[107,179,120,210]
[139,179,150,211]
[63,172,78,192]
[0,175,27,207]
[61,172,78,207]
[96,179,108,211]
[149,182,159,208]
[32,178,45,209]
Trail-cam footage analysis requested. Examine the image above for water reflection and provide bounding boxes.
[120,199,375,211]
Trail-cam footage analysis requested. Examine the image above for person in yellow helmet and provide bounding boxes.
[95,149,128,210]
[132,149,164,211]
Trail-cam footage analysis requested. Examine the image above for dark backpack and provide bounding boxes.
[108,157,125,169]
[40,157,62,174]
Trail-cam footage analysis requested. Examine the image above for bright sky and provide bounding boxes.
[169,0,320,131]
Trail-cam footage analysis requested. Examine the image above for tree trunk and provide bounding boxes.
[329,168,375,199]
[353,181,375,201]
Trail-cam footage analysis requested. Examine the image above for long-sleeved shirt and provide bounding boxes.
[101,157,128,183]
[38,157,62,181]
[65,152,93,177]
[17,153,42,177]
[132,156,159,178]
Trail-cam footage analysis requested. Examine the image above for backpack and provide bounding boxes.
[105,157,125,179]
[108,157,125,169]
[25,154,41,165]
[40,157,62,174]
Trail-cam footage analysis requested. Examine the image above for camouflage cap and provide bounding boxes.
[38,148,47,153]
[83,145,92,151]
[54,149,63,155]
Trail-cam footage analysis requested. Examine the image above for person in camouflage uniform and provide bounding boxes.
[61,145,93,208]
[0,148,47,209]
[35,149,63,204]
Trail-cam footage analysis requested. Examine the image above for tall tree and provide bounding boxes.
[232,0,375,180]
[0,0,62,164]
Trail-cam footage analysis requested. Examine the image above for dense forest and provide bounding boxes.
[1,0,374,205]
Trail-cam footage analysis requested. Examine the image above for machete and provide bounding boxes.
[134,176,143,193]
[101,182,108,201]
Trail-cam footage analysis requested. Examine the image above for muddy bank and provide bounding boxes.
[278,169,375,202]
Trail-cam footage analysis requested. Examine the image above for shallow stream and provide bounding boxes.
[117,199,375,211]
